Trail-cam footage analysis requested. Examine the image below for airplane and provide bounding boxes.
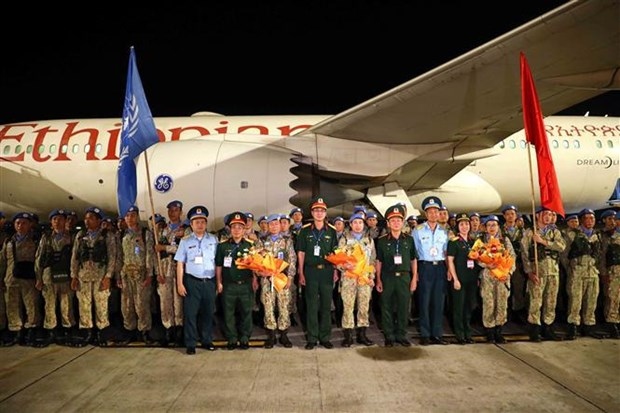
[1,0,619,230]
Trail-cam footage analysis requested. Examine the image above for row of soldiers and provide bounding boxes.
[0,199,618,349]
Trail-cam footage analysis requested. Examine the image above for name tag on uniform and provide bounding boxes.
[224,256,232,268]
[194,255,203,264]
[314,245,321,256]
[430,246,438,257]
[467,259,474,269]
[394,255,402,265]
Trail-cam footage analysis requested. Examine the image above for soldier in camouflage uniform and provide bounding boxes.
[478,215,516,344]
[520,207,566,341]
[254,214,297,348]
[117,205,155,344]
[563,208,603,340]
[70,206,117,346]
[600,210,620,338]
[337,213,376,347]
[502,205,527,323]
[0,212,40,346]
[468,212,483,241]
[34,209,75,346]
[154,200,185,346]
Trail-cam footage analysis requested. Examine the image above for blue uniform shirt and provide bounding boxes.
[174,232,218,278]
[412,222,449,261]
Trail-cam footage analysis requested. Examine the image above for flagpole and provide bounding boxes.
[144,152,165,283]
[526,143,539,277]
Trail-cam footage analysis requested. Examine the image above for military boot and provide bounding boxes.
[486,328,496,343]
[494,326,506,344]
[73,328,92,347]
[356,327,373,346]
[608,323,620,339]
[3,330,21,347]
[528,323,541,342]
[175,326,185,347]
[279,330,293,348]
[161,328,172,347]
[23,328,35,346]
[582,325,605,339]
[341,329,353,347]
[264,329,275,349]
[542,323,562,341]
[566,323,577,340]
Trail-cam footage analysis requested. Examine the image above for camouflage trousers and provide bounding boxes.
[340,277,372,329]
[260,277,291,330]
[604,265,620,323]
[121,276,152,332]
[288,279,298,315]
[526,272,559,326]
[76,278,111,330]
[157,275,184,329]
[42,282,75,329]
[5,279,40,331]
[567,272,599,326]
[0,290,5,330]
[480,270,510,328]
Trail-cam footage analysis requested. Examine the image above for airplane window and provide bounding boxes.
[562,140,569,149]
[509,140,516,149]
[3,146,9,155]
[499,141,505,149]
[520,140,526,149]
[608,140,614,148]
[15,145,22,154]
[50,144,57,154]
[61,145,68,154]
[595,140,602,148]
[573,140,580,149]
[84,144,91,153]
[37,145,45,154]
[26,145,33,154]
[96,143,102,153]
[72,144,79,154]
[552,140,559,148]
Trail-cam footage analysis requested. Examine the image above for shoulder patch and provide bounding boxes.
[301,223,312,228]
[327,223,337,230]
[378,234,387,239]
[244,238,254,245]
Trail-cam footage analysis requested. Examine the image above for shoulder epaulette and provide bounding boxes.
[378,234,388,239]
[415,224,425,230]
[301,223,312,228]
[449,234,459,241]
[327,223,337,230]
[181,234,191,241]
[245,238,254,245]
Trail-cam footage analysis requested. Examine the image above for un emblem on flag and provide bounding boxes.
[154,174,173,193]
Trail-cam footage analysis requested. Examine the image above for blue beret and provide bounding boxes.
[439,205,448,211]
[245,212,254,220]
[12,212,33,222]
[617,211,620,220]
[0,211,4,219]
[407,215,417,221]
[103,216,114,224]
[484,215,500,224]
[267,213,281,223]
[535,206,549,214]
[502,205,518,213]
[449,213,456,218]
[469,212,480,218]
[332,216,345,224]
[85,206,104,219]
[126,205,140,215]
[601,210,616,219]
[353,205,367,214]
[421,196,442,211]
[385,204,405,220]
[150,214,165,224]
[258,215,268,223]
[565,214,578,222]
[166,200,183,209]
[349,213,365,223]
[366,211,378,219]
[579,208,595,217]
[67,210,77,217]
[48,209,67,220]
[182,219,190,226]
[187,205,209,220]
[279,214,290,220]
[289,207,303,216]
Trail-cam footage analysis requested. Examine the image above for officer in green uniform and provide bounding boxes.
[375,204,417,347]
[297,196,339,349]
[215,212,257,350]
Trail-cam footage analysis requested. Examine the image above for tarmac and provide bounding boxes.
[1,315,619,413]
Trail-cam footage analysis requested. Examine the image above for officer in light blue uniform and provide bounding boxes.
[174,205,219,355]
[412,196,450,345]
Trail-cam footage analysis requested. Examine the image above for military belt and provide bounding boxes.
[185,273,215,283]
[419,260,444,266]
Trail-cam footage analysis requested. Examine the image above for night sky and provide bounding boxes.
[2,2,617,125]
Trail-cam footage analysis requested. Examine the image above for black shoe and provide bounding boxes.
[431,337,449,345]
[239,341,250,350]
[384,339,394,347]
[202,342,216,351]
[305,342,316,350]
[320,341,334,349]
[456,337,466,345]
[465,337,475,344]
[227,342,237,350]
[419,337,430,346]
[186,347,196,355]
[396,338,411,347]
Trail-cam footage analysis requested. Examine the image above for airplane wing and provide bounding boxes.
[297,0,620,193]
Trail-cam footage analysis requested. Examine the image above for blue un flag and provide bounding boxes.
[117,47,160,217]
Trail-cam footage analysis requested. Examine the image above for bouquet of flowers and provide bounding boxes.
[235,247,289,292]
[326,243,374,286]
[468,237,514,282]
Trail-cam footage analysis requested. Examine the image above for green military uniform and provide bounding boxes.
[215,236,255,347]
[297,197,338,348]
